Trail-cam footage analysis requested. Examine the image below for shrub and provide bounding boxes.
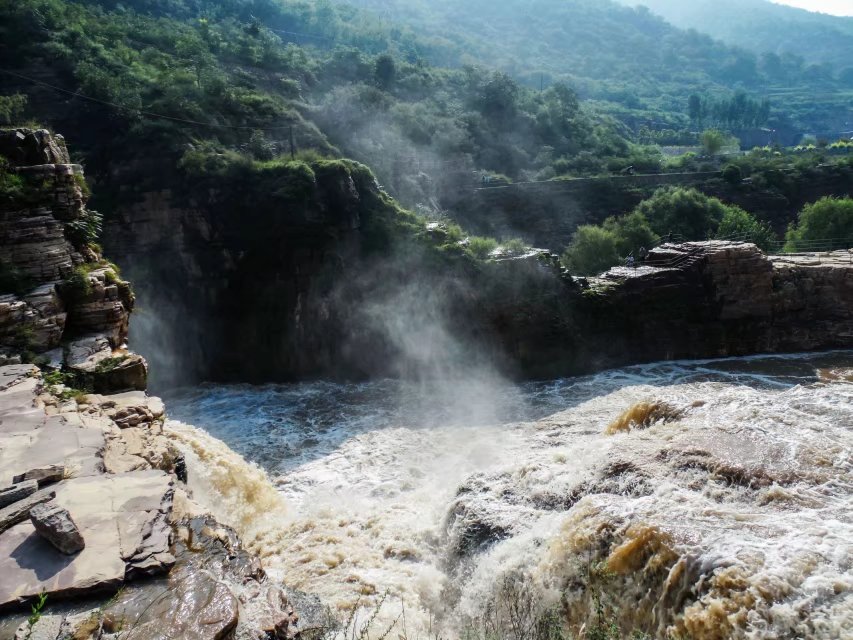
[785,197,853,252]
[716,207,776,251]
[65,209,103,248]
[0,94,28,125]
[633,187,731,241]
[562,225,621,275]
[468,236,499,259]
[59,265,94,304]
[603,211,659,256]
[721,164,743,185]
[502,238,528,256]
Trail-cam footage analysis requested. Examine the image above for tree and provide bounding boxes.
[701,129,727,156]
[716,207,775,251]
[374,53,396,90]
[0,94,27,125]
[633,187,733,240]
[785,197,853,252]
[687,94,703,127]
[603,211,659,256]
[562,225,620,276]
[479,72,519,123]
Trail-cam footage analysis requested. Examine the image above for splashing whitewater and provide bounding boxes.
[164,352,853,639]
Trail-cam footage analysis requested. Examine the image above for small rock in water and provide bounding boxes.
[0,480,38,508]
[12,464,65,487]
[29,503,85,555]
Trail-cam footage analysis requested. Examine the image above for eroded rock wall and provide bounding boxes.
[0,129,143,392]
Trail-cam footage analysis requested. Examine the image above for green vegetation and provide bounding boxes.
[501,238,529,256]
[716,207,775,251]
[562,211,659,276]
[785,197,853,252]
[634,187,730,240]
[342,0,848,139]
[0,94,28,125]
[65,208,103,249]
[626,0,853,70]
[94,355,128,373]
[562,186,785,274]
[700,129,735,157]
[59,265,96,304]
[468,236,499,260]
[24,592,48,640]
[562,225,621,276]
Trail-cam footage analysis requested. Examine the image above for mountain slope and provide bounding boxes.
[618,0,853,70]
[338,0,853,135]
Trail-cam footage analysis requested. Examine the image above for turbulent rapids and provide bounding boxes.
[163,353,852,640]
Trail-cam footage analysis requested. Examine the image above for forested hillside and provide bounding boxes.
[0,0,668,211]
[619,0,853,71]
[339,0,853,138]
[2,0,851,216]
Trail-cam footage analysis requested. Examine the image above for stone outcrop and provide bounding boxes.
[0,489,55,536]
[0,365,179,609]
[0,129,142,391]
[0,130,69,167]
[0,481,37,509]
[0,129,314,639]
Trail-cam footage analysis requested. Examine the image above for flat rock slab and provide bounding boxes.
[0,471,174,610]
[0,418,104,482]
[12,464,64,487]
[0,480,38,509]
[0,373,45,435]
[0,489,56,535]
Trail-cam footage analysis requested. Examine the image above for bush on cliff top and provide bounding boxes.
[633,187,731,241]
[562,212,658,276]
[785,197,853,252]
[715,207,776,251]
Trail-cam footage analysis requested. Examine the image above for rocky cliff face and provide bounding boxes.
[0,129,144,392]
[0,129,319,640]
[96,136,853,386]
[545,242,853,376]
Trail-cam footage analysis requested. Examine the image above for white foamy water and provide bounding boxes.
[163,352,853,640]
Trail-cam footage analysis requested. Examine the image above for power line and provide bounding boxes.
[266,27,334,42]
[0,68,293,131]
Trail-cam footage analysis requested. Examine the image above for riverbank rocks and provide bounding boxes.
[0,363,177,609]
[0,471,175,609]
[29,503,85,555]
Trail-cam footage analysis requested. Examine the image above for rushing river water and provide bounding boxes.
[162,352,853,640]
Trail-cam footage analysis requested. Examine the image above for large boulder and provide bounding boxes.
[0,129,70,167]
[29,503,85,555]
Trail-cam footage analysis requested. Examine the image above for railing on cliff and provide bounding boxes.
[637,235,853,271]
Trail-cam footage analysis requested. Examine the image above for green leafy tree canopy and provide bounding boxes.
[785,197,853,252]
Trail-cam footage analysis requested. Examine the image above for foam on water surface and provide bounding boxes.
[164,352,853,639]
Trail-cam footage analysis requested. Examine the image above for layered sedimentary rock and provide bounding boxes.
[561,242,853,374]
[104,147,853,384]
[0,129,141,391]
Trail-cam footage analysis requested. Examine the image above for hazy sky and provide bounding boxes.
[772,0,853,15]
